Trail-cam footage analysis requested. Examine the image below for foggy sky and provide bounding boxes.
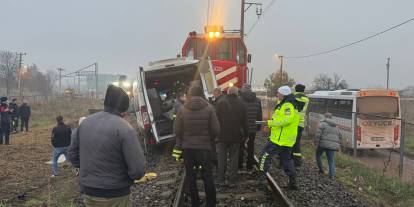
[1,0,413,89]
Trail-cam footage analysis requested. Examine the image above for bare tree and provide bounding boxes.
[264,70,295,96]
[45,70,59,95]
[332,73,348,90]
[0,51,19,95]
[313,73,348,91]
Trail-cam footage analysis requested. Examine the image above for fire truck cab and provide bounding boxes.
[182,26,250,90]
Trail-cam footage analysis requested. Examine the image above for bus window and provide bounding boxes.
[338,100,353,119]
[185,40,194,58]
[357,97,399,118]
[196,39,212,59]
[215,39,232,61]
[327,99,339,116]
[309,98,326,114]
[236,40,246,64]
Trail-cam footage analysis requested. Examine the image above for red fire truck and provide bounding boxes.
[181,25,250,90]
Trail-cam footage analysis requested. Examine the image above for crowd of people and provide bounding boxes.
[46,83,341,207]
[0,97,31,145]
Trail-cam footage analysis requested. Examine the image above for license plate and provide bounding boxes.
[371,137,384,141]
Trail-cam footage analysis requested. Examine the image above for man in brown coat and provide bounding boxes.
[174,86,220,207]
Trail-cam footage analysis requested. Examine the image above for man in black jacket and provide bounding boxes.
[174,86,220,207]
[239,84,262,170]
[0,97,12,145]
[216,86,249,186]
[51,116,72,177]
[68,85,146,207]
[212,87,223,109]
[9,98,19,133]
[19,100,31,132]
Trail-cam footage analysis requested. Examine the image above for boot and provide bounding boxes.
[287,176,298,190]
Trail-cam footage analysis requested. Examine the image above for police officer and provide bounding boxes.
[258,86,299,190]
[292,84,309,168]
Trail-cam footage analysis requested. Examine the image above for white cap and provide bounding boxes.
[277,86,292,96]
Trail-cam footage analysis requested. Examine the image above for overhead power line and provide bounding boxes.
[246,0,278,37]
[285,17,414,59]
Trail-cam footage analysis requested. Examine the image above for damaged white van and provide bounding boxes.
[132,57,217,145]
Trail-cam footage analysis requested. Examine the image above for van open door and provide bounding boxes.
[198,57,218,98]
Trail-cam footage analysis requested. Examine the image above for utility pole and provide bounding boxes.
[95,63,98,98]
[16,52,26,97]
[275,54,283,84]
[386,57,390,90]
[240,0,245,38]
[56,68,64,95]
[77,72,81,94]
[240,1,262,38]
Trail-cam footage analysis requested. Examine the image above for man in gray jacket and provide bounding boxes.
[68,85,146,207]
[315,113,342,179]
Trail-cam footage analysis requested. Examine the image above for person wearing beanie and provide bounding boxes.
[68,85,146,206]
[50,116,72,177]
[239,84,262,170]
[173,85,220,207]
[0,97,12,145]
[258,85,300,190]
[18,100,31,132]
[291,84,309,168]
[216,86,249,187]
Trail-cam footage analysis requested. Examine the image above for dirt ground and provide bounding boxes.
[0,98,102,206]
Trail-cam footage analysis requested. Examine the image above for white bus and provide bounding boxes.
[307,89,401,150]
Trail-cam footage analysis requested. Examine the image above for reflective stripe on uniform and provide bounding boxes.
[292,152,302,157]
[173,149,182,154]
[259,152,269,171]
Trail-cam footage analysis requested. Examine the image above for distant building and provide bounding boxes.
[86,74,121,95]
[400,86,414,97]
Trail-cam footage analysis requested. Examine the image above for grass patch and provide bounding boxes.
[402,100,414,156]
[24,198,45,206]
[302,140,414,207]
[1,98,102,206]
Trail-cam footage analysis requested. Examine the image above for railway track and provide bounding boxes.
[130,144,185,207]
[173,155,292,207]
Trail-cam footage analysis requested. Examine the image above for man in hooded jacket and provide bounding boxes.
[315,113,342,179]
[174,86,220,207]
[68,85,146,207]
[239,84,262,170]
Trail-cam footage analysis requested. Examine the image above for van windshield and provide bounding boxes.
[357,96,399,118]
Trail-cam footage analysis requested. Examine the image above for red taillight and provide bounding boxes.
[148,136,156,145]
[140,106,151,129]
[394,125,400,142]
[356,126,362,142]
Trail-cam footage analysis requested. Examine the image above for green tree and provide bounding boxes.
[264,70,295,96]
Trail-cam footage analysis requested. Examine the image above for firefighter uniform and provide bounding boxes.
[259,89,299,189]
[292,91,309,167]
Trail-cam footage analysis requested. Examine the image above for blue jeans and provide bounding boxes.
[52,147,68,175]
[316,147,335,177]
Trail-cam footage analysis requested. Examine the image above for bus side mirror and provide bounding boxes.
[247,54,252,63]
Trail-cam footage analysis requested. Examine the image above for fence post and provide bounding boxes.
[399,119,405,177]
[353,112,357,157]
